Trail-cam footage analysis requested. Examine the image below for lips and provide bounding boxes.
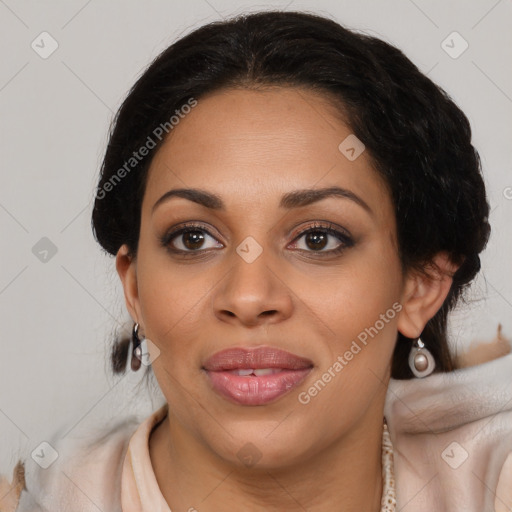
[203,347,313,406]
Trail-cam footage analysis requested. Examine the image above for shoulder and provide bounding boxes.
[1,413,141,512]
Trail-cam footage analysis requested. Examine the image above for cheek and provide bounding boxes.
[301,240,402,345]
[135,252,225,379]
[136,259,210,409]
[138,268,209,346]
[297,240,402,417]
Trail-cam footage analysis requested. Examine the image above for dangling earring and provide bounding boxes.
[131,323,143,371]
[408,337,435,378]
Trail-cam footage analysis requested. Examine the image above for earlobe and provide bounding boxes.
[115,244,141,324]
[397,252,459,339]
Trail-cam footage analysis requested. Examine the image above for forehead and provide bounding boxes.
[143,87,392,220]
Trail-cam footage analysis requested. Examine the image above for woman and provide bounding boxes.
[2,10,511,512]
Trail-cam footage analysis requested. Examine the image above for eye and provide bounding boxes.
[160,221,354,257]
[289,222,353,255]
[160,223,223,253]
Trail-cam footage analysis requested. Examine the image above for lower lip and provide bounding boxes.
[205,369,312,405]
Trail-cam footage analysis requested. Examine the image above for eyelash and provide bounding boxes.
[159,221,354,258]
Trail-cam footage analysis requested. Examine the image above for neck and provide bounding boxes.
[149,410,384,511]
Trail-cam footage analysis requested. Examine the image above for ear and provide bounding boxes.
[115,244,142,326]
[397,251,460,338]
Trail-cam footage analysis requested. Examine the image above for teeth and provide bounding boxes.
[234,369,254,376]
[229,368,283,376]
[253,368,281,376]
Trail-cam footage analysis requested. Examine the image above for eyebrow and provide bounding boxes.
[151,186,373,216]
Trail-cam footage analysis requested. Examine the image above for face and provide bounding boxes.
[118,86,413,468]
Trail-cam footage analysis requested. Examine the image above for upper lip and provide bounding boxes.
[203,346,313,371]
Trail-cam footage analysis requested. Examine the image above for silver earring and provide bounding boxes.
[408,337,435,378]
[131,323,143,372]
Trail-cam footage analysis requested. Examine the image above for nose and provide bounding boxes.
[212,245,294,327]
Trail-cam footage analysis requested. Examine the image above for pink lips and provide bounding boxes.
[203,347,313,405]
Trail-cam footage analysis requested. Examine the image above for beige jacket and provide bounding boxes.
[1,328,511,511]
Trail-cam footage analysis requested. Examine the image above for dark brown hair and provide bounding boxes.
[91,10,490,380]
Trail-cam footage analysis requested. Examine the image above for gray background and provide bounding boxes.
[1,0,511,475]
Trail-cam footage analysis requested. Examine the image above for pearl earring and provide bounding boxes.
[408,337,435,378]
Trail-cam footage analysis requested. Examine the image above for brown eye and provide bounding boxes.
[290,223,354,255]
[161,224,223,253]
[181,230,206,250]
[303,231,329,251]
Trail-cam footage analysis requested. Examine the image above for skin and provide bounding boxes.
[116,87,457,511]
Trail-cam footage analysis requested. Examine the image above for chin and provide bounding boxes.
[206,423,318,471]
